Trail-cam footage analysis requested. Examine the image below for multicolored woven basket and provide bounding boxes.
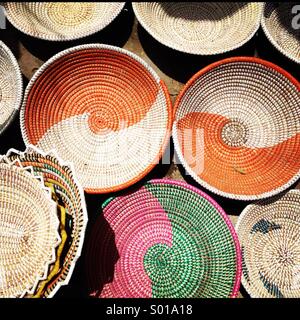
[0,162,60,298]
[173,57,300,200]
[86,179,241,298]
[1,146,88,298]
[133,2,263,55]
[3,2,125,41]
[0,40,23,135]
[236,190,300,298]
[261,2,300,64]
[20,44,172,193]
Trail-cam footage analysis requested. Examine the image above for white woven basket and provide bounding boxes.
[0,162,60,298]
[3,2,125,41]
[0,40,22,135]
[236,190,300,298]
[133,2,263,55]
[2,146,88,298]
[261,2,300,64]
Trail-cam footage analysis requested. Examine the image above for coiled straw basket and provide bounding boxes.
[173,57,300,200]
[1,146,88,298]
[261,2,300,64]
[0,163,60,298]
[20,44,172,194]
[133,2,263,55]
[0,40,22,135]
[236,190,300,298]
[3,2,126,41]
[86,179,241,298]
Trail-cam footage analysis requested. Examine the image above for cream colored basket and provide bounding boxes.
[2,146,88,298]
[236,190,300,298]
[0,162,60,298]
[133,2,263,55]
[261,2,300,64]
[0,40,22,135]
[3,2,125,41]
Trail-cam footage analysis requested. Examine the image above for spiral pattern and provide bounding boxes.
[133,2,263,55]
[236,190,300,298]
[21,45,172,193]
[262,2,300,64]
[173,57,300,200]
[0,163,60,298]
[3,2,125,41]
[2,146,88,298]
[0,41,22,135]
[86,179,241,298]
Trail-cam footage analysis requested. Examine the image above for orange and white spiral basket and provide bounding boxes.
[173,57,300,200]
[20,44,172,193]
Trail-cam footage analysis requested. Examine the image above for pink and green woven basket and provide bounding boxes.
[86,179,241,298]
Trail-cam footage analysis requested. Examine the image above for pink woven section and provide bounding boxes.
[101,186,173,298]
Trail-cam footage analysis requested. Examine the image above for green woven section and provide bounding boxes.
[144,183,237,298]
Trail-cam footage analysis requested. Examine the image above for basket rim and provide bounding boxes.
[0,40,23,136]
[3,2,126,41]
[261,2,300,65]
[3,145,89,298]
[20,43,173,194]
[235,189,300,298]
[173,56,300,201]
[132,2,263,55]
[102,178,242,298]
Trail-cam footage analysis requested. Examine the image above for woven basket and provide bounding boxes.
[3,2,125,41]
[86,179,241,298]
[132,2,263,55]
[0,40,23,135]
[173,57,300,201]
[0,163,60,298]
[20,44,172,194]
[261,2,300,64]
[236,190,300,298]
[1,146,88,298]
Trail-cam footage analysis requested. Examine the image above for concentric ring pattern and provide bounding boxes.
[2,146,88,298]
[0,163,60,298]
[173,57,300,200]
[261,2,300,64]
[20,44,172,193]
[0,40,23,135]
[86,179,241,298]
[133,2,263,55]
[3,2,125,41]
[236,190,300,298]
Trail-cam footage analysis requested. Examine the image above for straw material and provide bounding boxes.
[20,44,172,194]
[236,190,300,298]
[3,2,125,41]
[0,163,60,298]
[0,40,22,135]
[86,179,241,298]
[133,2,263,55]
[173,57,300,201]
[1,146,88,298]
[262,2,300,64]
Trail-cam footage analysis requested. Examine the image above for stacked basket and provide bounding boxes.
[0,146,87,298]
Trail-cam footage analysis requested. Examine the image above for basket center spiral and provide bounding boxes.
[47,3,94,27]
[221,119,248,147]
